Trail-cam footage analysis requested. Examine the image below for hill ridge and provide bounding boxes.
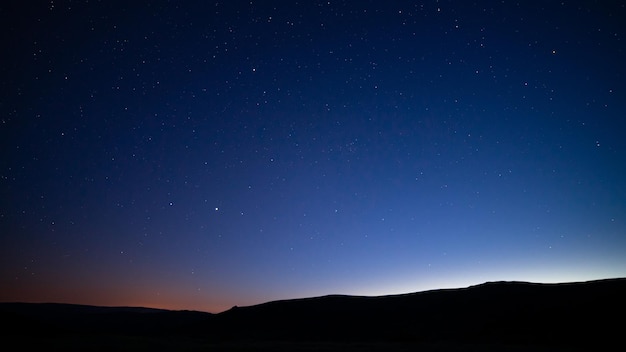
[2,277,625,347]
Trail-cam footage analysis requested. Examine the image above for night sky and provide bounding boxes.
[1,1,625,313]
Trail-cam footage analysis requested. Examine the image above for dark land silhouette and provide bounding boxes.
[2,278,624,351]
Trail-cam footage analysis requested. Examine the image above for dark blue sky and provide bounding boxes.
[1,1,625,313]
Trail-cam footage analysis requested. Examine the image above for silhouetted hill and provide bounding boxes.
[2,278,625,350]
[212,278,626,346]
[0,302,213,336]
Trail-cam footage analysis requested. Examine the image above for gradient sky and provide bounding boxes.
[1,1,625,313]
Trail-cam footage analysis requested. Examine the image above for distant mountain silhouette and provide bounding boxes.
[213,278,626,345]
[2,278,625,350]
[0,302,214,336]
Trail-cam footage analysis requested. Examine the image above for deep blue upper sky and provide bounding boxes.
[1,1,625,313]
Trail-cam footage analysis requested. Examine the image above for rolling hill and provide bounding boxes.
[2,278,624,350]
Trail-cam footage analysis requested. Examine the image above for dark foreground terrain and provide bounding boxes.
[2,278,625,351]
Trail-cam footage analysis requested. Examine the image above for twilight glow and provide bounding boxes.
[1,1,625,313]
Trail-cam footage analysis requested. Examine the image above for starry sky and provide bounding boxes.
[1,1,625,313]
